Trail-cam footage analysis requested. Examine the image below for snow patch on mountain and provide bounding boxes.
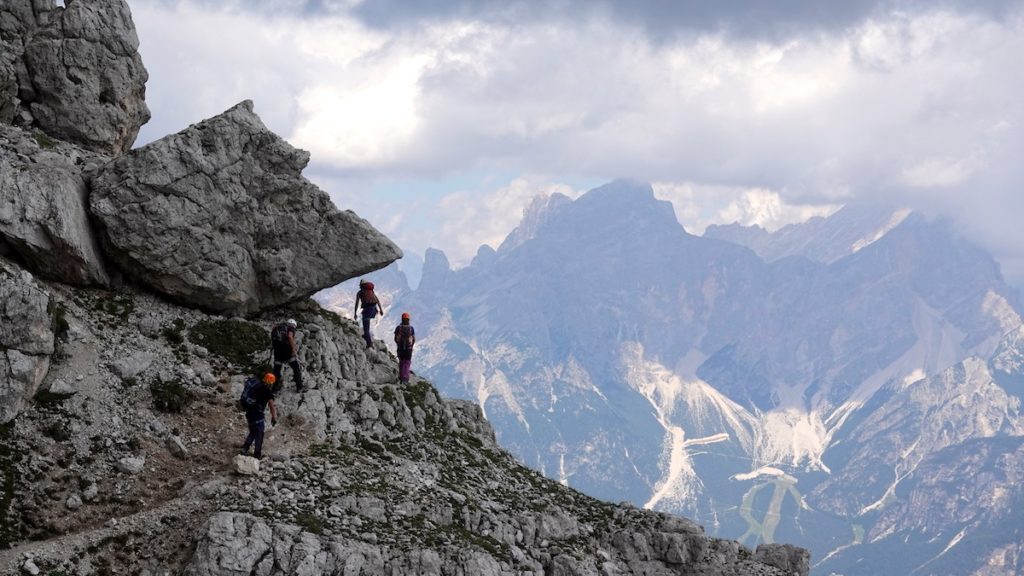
[622,343,757,447]
[620,343,755,509]
[731,467,796,483]
[850,209,911,253]
[982,290,1023,334]
[755,409,831,473]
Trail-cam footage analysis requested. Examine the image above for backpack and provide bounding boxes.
[396,325,415,351]
[270,324,288,346]
[238,376,260,411]
[270,324,293,355]
[359,283,378,306]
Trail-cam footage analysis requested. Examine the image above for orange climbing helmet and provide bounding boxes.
[262,373,277,385]
[401,312,410,320]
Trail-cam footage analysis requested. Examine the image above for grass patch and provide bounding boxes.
[294,511,325,535]
[161,319,186,344]
[32,131,56,149]
[188,319,267,373]
[43,421,71,442]
[0,421,21,548]
[93,293,135,322]
[48,301,70,341]
[150,381,192,414]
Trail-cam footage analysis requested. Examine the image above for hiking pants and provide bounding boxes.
[243,413,265,459]
[398,348,413,382]
[273,357,303,390]
[361,314,374,347]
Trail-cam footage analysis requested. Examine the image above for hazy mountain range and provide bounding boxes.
[317,179,1024,575]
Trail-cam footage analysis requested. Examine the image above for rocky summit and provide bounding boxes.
[0,0,805,574]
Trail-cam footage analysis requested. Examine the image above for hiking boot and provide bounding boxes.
[239,447,250,456]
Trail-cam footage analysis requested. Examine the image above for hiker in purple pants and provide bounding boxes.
[394,312,416,384]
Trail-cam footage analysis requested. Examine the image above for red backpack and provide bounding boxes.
[359,282,378,306]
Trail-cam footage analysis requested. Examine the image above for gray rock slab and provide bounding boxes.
[19,0,150,154]
[90,100,401,315]
[0,124,111,286]
[0,258,53,423]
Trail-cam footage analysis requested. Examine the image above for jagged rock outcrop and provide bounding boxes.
[188,511,807,576]
[89,100,402,315]
[4,0,151,154]
[0,123,111,285]
[0,257,52,423]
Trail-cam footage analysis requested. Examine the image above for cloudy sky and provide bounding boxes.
[131,0,1024,283]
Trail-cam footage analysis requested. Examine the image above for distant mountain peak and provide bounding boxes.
[498,192,573,253]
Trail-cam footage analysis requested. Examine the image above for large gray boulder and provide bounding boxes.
[0,257,53,423]
[12,0,150,154]
[0,123,111,285]
[90,100,401,315]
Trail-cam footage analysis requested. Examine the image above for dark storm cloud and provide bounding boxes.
[347,0,1023,39]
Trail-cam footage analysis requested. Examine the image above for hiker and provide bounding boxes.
[394,312,416,384]
[271,318,304,392]
[240,373,278,460]
[354,279,384,348]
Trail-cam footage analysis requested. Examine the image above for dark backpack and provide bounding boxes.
[270,324,288,347]
[396,325,415,351]
[270,324,294,357]
[238,376,260,411]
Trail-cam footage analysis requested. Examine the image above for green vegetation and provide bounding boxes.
[43,421,71,442]
[32,131,56,150]
[150,380,192,413]
[49,301,70,341]
[0,421,21,549]
[161,319,186,344]
[188,319,267,373]
[94,292,135,322]
[294,511,326,535]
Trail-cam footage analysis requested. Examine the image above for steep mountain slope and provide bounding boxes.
[0,275,807,576]
[352,181,1024,575]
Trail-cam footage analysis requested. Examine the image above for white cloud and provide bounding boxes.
[131,1,1024,281]
[899,153,986,188]
[436,177,584,265]
[653,182,840,235]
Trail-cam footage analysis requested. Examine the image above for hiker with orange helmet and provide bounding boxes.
[239,373,278,459]
[394,312,416,384]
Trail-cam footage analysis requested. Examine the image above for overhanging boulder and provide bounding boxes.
[90,100,401,315]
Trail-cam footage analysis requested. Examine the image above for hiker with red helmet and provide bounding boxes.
[394,312,416,384]
[355,279,384,348]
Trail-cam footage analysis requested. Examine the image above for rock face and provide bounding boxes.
[8,0,151,154]
[0,123,111,285]
[0,257,53,423]
[90,100,402,316]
